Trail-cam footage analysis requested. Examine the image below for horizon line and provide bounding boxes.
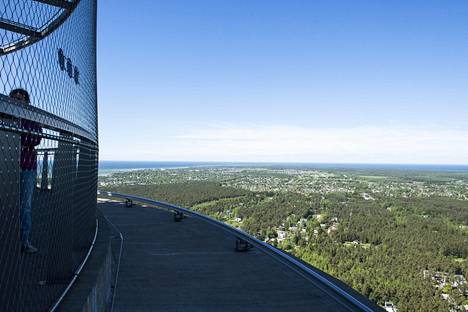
[99,160,468,167]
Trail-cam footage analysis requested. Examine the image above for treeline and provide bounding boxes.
[336,169,468,183]
[103,181,249,207]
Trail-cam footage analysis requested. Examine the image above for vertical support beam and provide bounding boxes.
[40,151,49,190]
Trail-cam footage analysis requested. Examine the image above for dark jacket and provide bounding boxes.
[20,120,42,171]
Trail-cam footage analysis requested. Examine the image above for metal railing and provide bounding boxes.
[0,0,81,55]
[98,191,379,312]
[0,95,98,312]
[0,0,98,311]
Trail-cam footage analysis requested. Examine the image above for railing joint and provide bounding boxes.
[174,211,184,222]
[235,237,253,252]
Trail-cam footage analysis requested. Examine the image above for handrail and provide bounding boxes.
[0,94,97,146]
[98,191,379,312]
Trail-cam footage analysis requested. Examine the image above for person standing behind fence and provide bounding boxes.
[10,88,42,254]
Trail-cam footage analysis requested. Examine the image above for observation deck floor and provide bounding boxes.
[98,200,368,312]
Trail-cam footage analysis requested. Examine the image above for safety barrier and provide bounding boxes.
[0,1,98,311]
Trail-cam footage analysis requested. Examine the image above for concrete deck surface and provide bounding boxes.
[99,200,369,312]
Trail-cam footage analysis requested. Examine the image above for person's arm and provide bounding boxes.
[21,120,42,147]
[30,122,42,147]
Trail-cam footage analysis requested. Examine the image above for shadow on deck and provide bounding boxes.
[98,199,381,312]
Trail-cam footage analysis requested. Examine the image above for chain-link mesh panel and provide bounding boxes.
[0,1,97,311]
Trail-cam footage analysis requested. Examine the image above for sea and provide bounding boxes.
[98,161,468,176]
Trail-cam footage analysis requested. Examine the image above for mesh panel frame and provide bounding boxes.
[0,1,98,311]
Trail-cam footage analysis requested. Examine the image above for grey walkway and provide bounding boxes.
[99,200,369,312]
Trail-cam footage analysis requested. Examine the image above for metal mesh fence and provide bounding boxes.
[0,1,98,311]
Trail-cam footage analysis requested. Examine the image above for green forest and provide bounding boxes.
[102,171,468,312]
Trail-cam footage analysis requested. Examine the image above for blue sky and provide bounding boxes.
[98,0,468,164]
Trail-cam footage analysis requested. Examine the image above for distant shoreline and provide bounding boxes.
[99,160,468,174]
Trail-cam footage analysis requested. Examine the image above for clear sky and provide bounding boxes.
[97,0,468,164]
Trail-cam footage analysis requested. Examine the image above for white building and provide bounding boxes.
[384,301,397,312]
[277,230,287,241]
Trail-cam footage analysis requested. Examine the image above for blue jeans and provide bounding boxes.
[20,170,36,246]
